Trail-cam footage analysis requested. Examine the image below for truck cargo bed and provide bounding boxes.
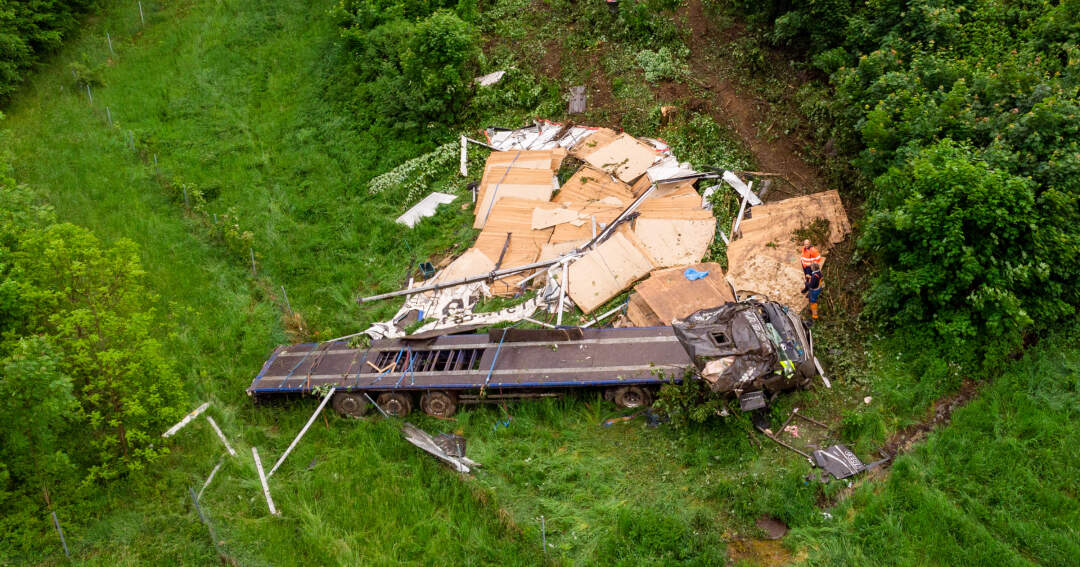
[248,327,691,395]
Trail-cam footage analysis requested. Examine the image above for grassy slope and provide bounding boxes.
[6,0,1079,565]
[794,330,1080,566]
[2,0,821,564]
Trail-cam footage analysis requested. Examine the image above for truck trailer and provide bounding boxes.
[247,300,818,417]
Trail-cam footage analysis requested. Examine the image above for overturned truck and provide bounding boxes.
[672,300,817,410]
[248,300,819,417]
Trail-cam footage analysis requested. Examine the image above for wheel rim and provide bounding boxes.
[334,393,368,418]
[623,390,642,407]
[378,393,411,417]
[422,392,455,417]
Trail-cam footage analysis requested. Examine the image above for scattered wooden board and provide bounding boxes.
[567,228,657,313]
[628,262,734,326]
[580,133,660,183]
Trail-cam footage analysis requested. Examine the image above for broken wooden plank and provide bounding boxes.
[162,402,210,438]
[568,85,587,114]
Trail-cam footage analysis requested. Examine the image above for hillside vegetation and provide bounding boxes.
[739,0,1080,364]
[0,0,1077,564]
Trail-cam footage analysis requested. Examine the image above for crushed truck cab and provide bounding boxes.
[672,300,816,401]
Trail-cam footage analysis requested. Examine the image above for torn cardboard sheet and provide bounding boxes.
[581,133,662,183]
[626,262,735,326]
[396,192,458,228]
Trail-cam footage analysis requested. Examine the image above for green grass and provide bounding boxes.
[791,329,1080,566]
[5,0,1079,564]
[0,0,818,564]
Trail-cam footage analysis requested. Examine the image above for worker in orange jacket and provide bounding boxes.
[800,240,823,277]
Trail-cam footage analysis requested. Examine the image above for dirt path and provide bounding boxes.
[681,0,827,194]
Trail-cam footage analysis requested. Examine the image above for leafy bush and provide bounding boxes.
[860,140,1037,359]
[745,0,1080,363]
[636,47,684,83]
[335,3,479,134]
[0,0,91,99]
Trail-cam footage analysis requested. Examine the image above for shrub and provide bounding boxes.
[859,140,1036,360]
[636,47,684,83]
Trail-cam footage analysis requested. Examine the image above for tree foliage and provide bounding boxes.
[0,0,91,100]
[1,179,184,485]
[335,0,479,135]
[744,0,1080,361]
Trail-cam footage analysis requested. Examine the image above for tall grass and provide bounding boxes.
[792,328,1080,566]
[0,0,816,563]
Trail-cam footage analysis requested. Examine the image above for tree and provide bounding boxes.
[860,139,1036,361]
[11,224,184,480]
[0,336,77,485]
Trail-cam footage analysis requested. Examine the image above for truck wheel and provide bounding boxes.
[420,391,458,418]
[332,392,370,418]
[376,392,413,417]
[611,386,652,409]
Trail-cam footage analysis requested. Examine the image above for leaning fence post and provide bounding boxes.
[51,510,71,559]
[197,460,224,501]
[540,515,546,553]
[189,486,226,558]
[106,32,114,55]
[249,248,257,276]
[86,84,93,105]
[280,285,293,315]
[252,447,278,516]
[138,1,145,25]
[106,107,113,127]
[268,387,336,477]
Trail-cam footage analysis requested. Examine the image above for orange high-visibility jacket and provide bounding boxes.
[800,246,822,268]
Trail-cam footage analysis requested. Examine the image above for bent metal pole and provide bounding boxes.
[358,183,658,305]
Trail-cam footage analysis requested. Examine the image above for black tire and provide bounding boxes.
[611,386,652,409]
[376,392,413,417]
[420,391,458,418]
[332,392,370,418]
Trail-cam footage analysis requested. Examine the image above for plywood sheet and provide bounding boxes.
[629,262,734,325]
[532,204,581,230]
[580,133,660,183]
[633,218,716,268]
[430,248,496,285]
[569,128,620,160]
[723,190,851,311]
[626,293,663,327]
[484,148,567,171]
[474,168,556,228]
[553,166,634,207]
[473,197,555,295]
[549,203,623,243]
[567,228,656,313]
[726,254,808,311]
